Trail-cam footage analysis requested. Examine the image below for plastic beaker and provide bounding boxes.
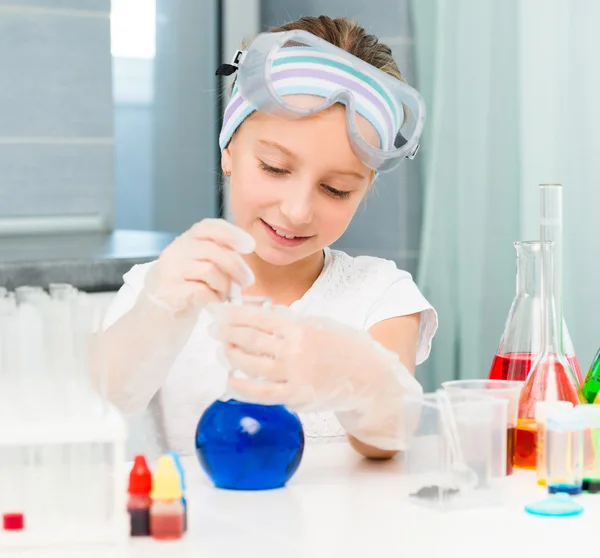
[442,380,522,476]
[403,392,505,511]
[488,241,582,384]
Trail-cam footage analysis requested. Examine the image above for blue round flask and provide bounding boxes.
[195,399,305,490]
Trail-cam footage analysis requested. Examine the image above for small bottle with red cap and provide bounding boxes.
[127,454,152,537]
[2,512,24,532]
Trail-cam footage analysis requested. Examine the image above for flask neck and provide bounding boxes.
[539,186,564,357]
[539,246,563,355]
[515,242,544,297]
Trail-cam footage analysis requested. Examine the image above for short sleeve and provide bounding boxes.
[102,261,155,330]
[364,273,438,365]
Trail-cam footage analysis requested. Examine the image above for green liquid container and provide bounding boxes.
[583,347,600,404]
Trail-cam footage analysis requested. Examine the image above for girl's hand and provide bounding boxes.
[210,303,423,451]
[144,219,256,313]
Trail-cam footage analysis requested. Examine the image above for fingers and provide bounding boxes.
[219,323,284,360]
[228,376,293,405]
[187,283,221,306]
[189,219,256,254]
[145,218,257,313]
[214,304,296,335]
[224,344,286,382]
[187,240,254,288]
[181,260,229,293]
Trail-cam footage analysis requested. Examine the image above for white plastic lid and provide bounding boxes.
[546,406,584,431]
[535,400,573,423]
[574,404,600,429]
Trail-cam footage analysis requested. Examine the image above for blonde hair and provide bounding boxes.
[268,15,406,83]
[235,15,406,89]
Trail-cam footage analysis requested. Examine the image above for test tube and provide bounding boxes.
[14,285,44,302]
[48,283,75,298]
[0,298,12,422]
[535,401,573,486]
[545,406,584,495]
[575,405,600,492]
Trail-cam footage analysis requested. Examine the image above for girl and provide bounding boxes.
[98,15,438,460]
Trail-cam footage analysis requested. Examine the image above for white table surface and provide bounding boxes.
[12,441,597,558]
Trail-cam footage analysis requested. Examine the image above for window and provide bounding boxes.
[110,0,156,59]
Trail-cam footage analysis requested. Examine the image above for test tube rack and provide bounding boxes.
[0,285,129,549]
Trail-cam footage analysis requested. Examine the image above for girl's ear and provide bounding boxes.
[221,145,232,176]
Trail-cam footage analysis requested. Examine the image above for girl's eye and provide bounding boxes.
[322,185,351,199]
[259,160,289,175]
[259,160,351,199]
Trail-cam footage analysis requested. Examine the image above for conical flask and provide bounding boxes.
[514,184,583,470]
[488,241,582,384]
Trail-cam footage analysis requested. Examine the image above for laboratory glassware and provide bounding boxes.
[195,296,305,490]
[442,379,522,476]
[515,185,583,470]
[545,406,583,495]
[583,346,600,403]
[488,241,581,383]
[403,391,506,510]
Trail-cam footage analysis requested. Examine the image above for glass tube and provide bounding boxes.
[576,405,600,492]
[535,401,573,486]
[516,185,582,469]
[546,406,583,494]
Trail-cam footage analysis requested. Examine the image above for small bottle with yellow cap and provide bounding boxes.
[150,455,184,540]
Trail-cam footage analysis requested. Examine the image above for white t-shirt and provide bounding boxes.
[103,247,438,455]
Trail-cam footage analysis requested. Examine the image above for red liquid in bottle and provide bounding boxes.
[150,512,184,540]
[515,418,537,469]
[488,352,582,384]
[506,426,516,476]
[127,455,152,537]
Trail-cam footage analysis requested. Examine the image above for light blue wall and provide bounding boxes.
[151,0,220,233]
[0,0,114,231]
[112,0,220,234]
[114,103,154,231]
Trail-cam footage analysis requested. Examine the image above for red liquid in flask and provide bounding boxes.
[488,352,582,384]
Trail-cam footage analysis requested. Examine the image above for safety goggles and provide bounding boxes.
[218,29,426,173]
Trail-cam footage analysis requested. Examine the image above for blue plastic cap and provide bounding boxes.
[524,493,583,517]
[166,450,186,491]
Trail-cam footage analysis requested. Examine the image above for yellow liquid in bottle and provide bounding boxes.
[536,422,546,484]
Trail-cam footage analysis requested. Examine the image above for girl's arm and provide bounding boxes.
[91,218,256,414]
[347,312,421,459]
[91,294,201,415]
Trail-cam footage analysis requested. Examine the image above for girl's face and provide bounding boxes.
[222,103,377,267]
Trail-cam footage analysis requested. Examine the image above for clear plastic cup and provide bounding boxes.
[574,404,600,492]
[403,391,506,511]
[442,379,523,476]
